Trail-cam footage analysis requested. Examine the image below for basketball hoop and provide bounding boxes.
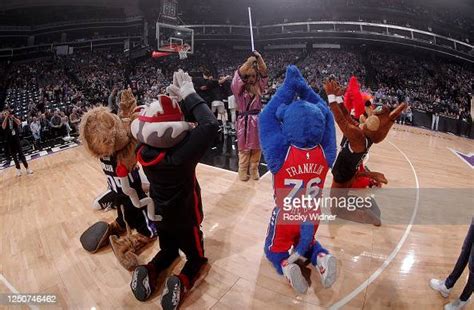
[178,44,190,60]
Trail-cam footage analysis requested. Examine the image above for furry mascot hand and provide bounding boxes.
[166,69,196,101]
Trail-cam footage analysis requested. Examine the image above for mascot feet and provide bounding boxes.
[333,206,381,226]
[131,264,158,302]
[238,169,250,181]
[80,220,125,253]
[238,151,250,181]
[249,164,260,180]
[110,233,156,271]
[316,253,337,288]
[282,261,308,294]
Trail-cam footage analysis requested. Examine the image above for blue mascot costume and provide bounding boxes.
[259,65,337,294]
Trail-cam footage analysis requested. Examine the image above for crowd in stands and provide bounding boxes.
[369,51,473,119]
[0,45,472,153]
[299,49,366,93]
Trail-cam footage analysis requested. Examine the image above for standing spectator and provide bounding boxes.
[460,109,472,137]
[194,70,219,109]
[69,108,81,133]
[430,217,473,310]
[1,108,32,176]
[400,105,412,125]
[30,116,42,150]
[0,110,12,168]
[60,110,72,139]
[50,110,64,137]
[38,112,50,141]
[432,98,441,131]
[231,51,268,181]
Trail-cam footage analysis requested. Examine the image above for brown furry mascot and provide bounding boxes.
[79,89,158,271]
[324,78,406,226]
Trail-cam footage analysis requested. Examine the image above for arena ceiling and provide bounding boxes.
[0,0,141,15]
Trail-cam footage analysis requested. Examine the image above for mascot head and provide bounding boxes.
[343,76,406,143]
[344,76,374,123]
[273,66,329,149]
[80,106,130,158]
[240,56,263,97]
[344,76,365,121]
[362,103,406,143]
[276,100,326,149]
[259,65,336,174]
[80,90,144,171]
[131,95,192,148]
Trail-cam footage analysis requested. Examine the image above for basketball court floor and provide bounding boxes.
[1,124,473,309]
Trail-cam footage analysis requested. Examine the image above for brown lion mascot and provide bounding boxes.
[79,89,159,271]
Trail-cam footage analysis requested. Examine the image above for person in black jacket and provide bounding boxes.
[1,107,32,176]
[194,69,219,108]
[130,70,219,309]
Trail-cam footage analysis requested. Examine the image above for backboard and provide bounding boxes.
[156,22,194,54]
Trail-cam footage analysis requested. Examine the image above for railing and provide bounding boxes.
[184,21,473,55]
[0,16,144,32]
[0,36,142,58]
[33,16,144,31]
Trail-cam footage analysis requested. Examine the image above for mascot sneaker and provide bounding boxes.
[444,298,469,310]
[316,253,337,288]
[16,169,22,176]
[131,264,157,302]
[430,279,451,298]
[161,275,183,310]
[282,261,308,294]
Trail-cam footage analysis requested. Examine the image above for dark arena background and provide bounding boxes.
[0,0,473,309]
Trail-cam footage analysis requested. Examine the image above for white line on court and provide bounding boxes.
[329,141,420,309]
[260,170,271,179]
[0,274,39,310]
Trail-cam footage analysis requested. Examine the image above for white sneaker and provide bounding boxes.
[316,253,337,288]
[26,168,33,175]
[16,169,22,177]
[430,279,451,298]
[444,298,469,310]
[282,262,308,294]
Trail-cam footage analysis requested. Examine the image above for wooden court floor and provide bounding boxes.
[1,124,473,309]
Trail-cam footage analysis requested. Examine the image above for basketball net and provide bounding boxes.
[178,45,190,60]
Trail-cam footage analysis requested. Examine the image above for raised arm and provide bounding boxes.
[231,69,245,97]
[292,72,337,167]
[166,70,219,165]
[1,115,7,129]
[323,80,366,153]
[259,65,300,174]
[12,115,21,126]
[253,51,268,78]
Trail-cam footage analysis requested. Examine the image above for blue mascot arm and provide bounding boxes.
[294,221,316,256]
[297,84,337,167]
[259,65,301,174]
